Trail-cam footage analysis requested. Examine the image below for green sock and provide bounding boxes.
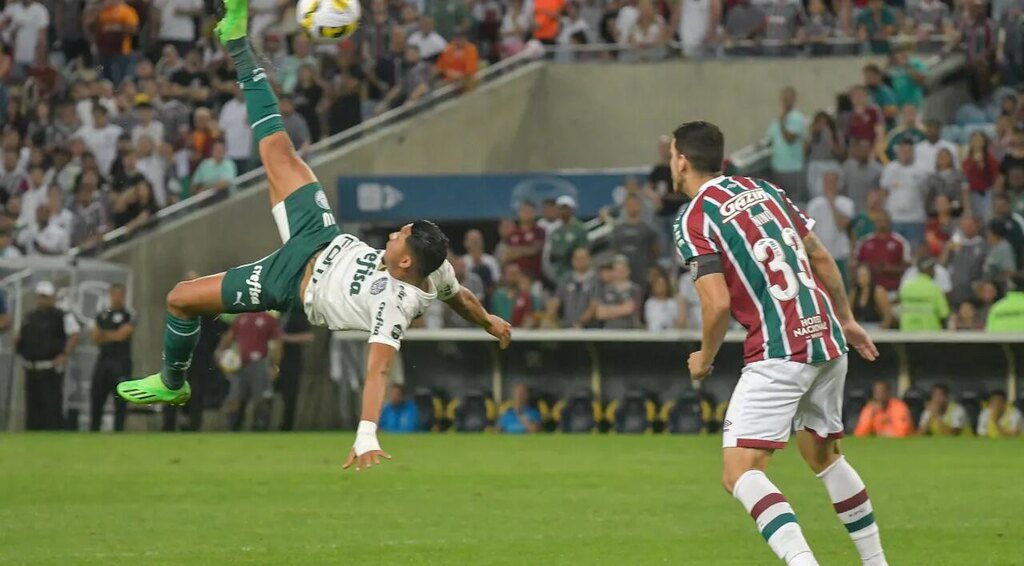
[162,314,200,389]
[227,38,285,143]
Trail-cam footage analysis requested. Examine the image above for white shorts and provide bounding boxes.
[722,355,848,449]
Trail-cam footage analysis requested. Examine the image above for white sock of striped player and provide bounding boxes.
[818,456,887,566]
[733,470,818,565]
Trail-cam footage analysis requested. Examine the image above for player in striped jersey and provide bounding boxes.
[670,122,887,566]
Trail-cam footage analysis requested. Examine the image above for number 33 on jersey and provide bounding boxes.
[674,176,848,365]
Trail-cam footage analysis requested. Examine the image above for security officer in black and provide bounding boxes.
[90,283,135,431]
[16,281,81,430]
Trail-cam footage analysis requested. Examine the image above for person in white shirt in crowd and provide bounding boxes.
[621,0,668,62]
[135,135,169,207]
[130,98,165,145]
[671,0,720,59]
[615,0,640,42]
[500,0,532,58]
[806,170,855,276]
[557,1,593,60]
[218,84,252,174]
[75,105,123,177]
[976,390,1022,437]
[18,200,69,255]
[900,251,954,294]
[45,185,73,236]
[152,0,204,56]
[914,119,960,173]
[610,175,657,224]
[0,0,49,73]
[881,138,929,248]
[644,271,679,331]
[17,164,47,228]
[407,15,448,61]
[462,228,501,290]
[49,147,80,196]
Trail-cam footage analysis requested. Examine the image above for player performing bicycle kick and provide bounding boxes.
[116,0,512,471]
[670,122,887,565]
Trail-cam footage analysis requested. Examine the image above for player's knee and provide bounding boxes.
[721,471,738,495]
[804,443,842,474]
[166,282,195,317]
[258,132,297,166]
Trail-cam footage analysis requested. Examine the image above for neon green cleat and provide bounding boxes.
[117,373,192,405]
[215,0,249,44]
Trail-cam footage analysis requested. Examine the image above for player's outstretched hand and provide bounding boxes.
[486,314,512,350]
[687,351,713,380]
[342,448,392,472]
[842,321,879,362]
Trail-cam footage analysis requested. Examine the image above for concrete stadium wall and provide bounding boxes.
[106,57,882,426]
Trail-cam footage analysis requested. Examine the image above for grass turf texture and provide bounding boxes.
[1,435,1021,565]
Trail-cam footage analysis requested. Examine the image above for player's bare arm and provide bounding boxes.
[444,287,512,349]
[803,231,880,362]
[690,269,730,380]
[343,342,396,472]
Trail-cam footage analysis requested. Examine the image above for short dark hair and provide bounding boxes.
[92,105,108,116]
[988,219,1009,239]
[672,121,724,175]
[932,384,950,395]
[406,220,449,278]
[111,283,126,292]
[863,63,882,75]
[990,389,1007,401]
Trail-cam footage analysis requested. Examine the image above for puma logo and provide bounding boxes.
[233,292,245,306]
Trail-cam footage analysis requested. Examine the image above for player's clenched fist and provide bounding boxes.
[688,351,714,380]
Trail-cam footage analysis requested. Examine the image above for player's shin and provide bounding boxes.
[225,39,285,144]
[161,313,201,389]
[733,470,818,566]
[817,456,888,566]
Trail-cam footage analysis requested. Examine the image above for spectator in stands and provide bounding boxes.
[18,164,46,225]
[558,1,593,52]
[499,0,532,58]
[842,138,882,214]
[644,271,677,331]
[854,380,914,437]
[801,0,836,55]
[943,216,987,305]
[845,86,885,149]
[918,384,966,436]
[998,4,1024,88]
[881,139,928,247]
[807,170,854,276]
[491,263,542,328]
[983,219,1017,283]
[850,263,893,328]
[538,198,562,235]
[90,0,138,85]
[977,390,1022,437]
[762,0,806,56]
[923,193,957,257]
[378,45,433,114]
[670,0,721,60]
[409,16,448,61]
[191,140,237,194]
[152,0,203,56]
[898,257,950,331]
[594,255,642,329]
[69,170,109,249]
[621,0,668,61]
[962,132,1000,218]
[915,119,960,173]
[111,148,145,195]
[887,48,928,110]
[130,98,165,146]
[863,64,898,127]
[545,195,588,284]
[19,200,69,255]
[765,86,807,202]
[924,148,968,217]
[960,0,997,101]
[534,0,566,46]
[854,211,911,292]
[856,0,897,54]
[463,229,501,291]
[992,193,1024,264]
[722,0,765,51]
[0,225,19,258]
[112,178,158,231]
[881,105,926,164]
[986,274,1024,329]
[947,300,984,330]
[279,95,311,153]
[218,86,251,174]
[647,135,688,255]
[379,384,422,433]
[76,106,123,177]
[0,0,48,77]
[293,67,324,143]
[431,0,471,39]
[805,111,844,198]
[497,383,541,434]
[326,42,365,136]
[546,247,598,328]
[89,283,133,432]
[503,201,545,281]
[904,0,954,46]
[610,194,659,286]
[436,32,480,91]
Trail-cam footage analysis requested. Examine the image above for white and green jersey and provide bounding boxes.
[674,175,848,365]
[302,234,461,350]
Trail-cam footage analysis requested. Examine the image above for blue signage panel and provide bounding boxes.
[335,171,646,221]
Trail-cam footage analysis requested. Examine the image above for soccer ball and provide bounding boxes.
[218,349,242,374]
[296,0,361,43]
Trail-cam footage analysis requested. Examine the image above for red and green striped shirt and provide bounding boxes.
[674,175,848,365]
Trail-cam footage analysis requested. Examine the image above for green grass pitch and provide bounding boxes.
[1,434,1022,565]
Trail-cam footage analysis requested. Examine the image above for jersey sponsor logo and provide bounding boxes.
[247,265,264,305]
[370,277,388,295]
[371,302,385,336]
[349,251,380,295]
[314,190,331,210]
[792,315,828,339]
[391,324,403,340]
[719,189,769,223]
[311,244,345,287]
